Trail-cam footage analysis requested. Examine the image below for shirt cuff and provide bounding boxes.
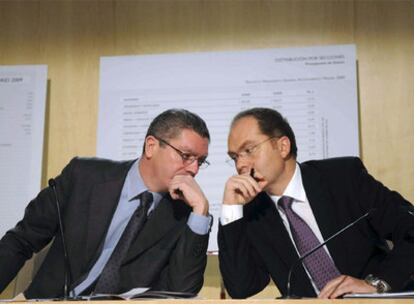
[220,204,243,225]
[187,212,212,235]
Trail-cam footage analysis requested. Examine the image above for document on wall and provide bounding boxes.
[0,65,48,238]
[97,45,359,252]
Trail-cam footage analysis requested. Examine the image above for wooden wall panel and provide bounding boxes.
[355,1,414,198]
[0,0,413,299]
[113,1,355,53]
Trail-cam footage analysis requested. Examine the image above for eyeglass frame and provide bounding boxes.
[153,135,210,169]
[226,136,279,166]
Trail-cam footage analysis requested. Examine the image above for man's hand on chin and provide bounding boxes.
[169,175,209,216]
[222,169,267,205]
[318,275,376,299]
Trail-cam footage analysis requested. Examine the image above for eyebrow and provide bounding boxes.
[173,144,196,153]
[177,145,208,158]
[228,140,257,155]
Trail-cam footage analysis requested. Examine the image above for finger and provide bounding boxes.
[248,172,264,191]
[247,176,263,192]
[169,176,207,207]
[170,175,195,190]
[232,175,261,194]
[247,170,268,191]
[319,276,345,299]
[170,182,189,198]
[171,174,193,185]
[168,179,187,199]
[329,276,354,299]
[168,187,182,200]
[233,182,255,199]
[250,169,264,181]
[239,171,263,191]
[330,277,375,299]
[231,176,260,198]
[318,275,345,298]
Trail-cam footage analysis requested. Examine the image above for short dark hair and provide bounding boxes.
[231,107,298,158]
[144,109,210,151]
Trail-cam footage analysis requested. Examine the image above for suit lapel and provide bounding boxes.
[83,181,122,268]
[251,193,315,296]
[124,195,188,263]
[259,194,298,268]
[83,161,134,267]
[300,162,349,274]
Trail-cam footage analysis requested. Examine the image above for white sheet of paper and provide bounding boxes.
[344,291,414,298]
[119,287,150,298]
[97,45,359,251]
[0,65,48,238]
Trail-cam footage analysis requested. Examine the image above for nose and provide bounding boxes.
[185,160,199,176]
[236,157,251,175]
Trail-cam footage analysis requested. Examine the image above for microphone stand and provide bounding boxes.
[279,210,372,299]
[49,178,76,300]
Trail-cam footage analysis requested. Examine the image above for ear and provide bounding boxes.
[277,136,291,159]
[144,136,158,158]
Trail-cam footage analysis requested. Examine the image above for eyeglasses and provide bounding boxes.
[154,136,210,169]
[226,137,277,167]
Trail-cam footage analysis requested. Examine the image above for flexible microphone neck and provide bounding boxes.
[48,178,75,300]
[282,209,374,299]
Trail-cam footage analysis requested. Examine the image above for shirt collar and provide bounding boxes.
[127,159,164,207]
[269,162,307,203]
[127,160,147,201]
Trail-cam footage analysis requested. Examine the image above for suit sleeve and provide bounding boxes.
[0,158,77,293]
[218,219,270,299]
[153,225,209,294]
[353,158,414,291]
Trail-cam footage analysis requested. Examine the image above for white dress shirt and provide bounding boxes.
[220,163,338,293]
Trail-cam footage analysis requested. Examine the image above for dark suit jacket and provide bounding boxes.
[0,157,209,298]
[218,157,414,298]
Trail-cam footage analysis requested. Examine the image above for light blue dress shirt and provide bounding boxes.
[73,160,211,295]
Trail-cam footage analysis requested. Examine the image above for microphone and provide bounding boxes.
[48,178,75,300]
[281,208,375,299]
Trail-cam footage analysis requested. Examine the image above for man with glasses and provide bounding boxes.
[0,109,212,299]
[218,107,414,299]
